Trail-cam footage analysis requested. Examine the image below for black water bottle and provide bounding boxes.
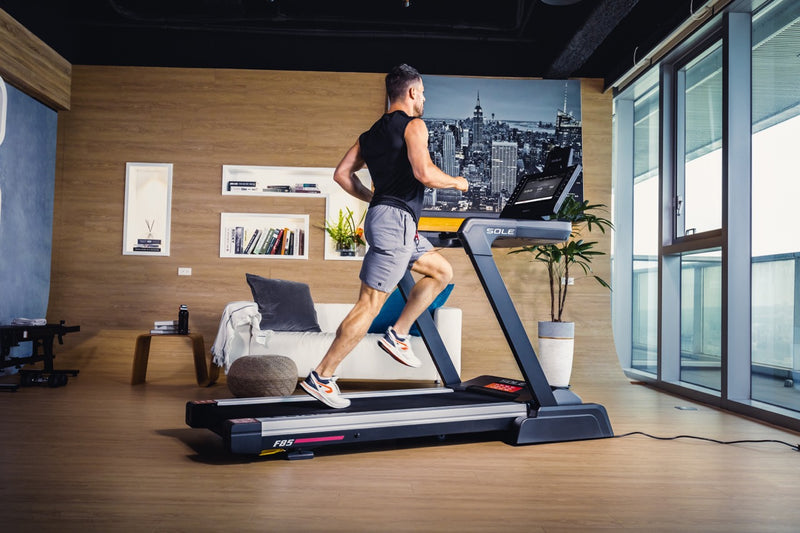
[178,304,189,334]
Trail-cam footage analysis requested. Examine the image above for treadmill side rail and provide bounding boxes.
[224,406,525,456]
[512,403,613,445]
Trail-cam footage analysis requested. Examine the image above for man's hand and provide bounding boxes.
[454,177,469,192]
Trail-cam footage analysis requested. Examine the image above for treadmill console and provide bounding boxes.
[500,164,582,220]
[462,375,534,403]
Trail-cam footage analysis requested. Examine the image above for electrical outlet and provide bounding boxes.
[178,267,192,276]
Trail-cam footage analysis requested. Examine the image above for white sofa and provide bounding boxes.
[211,301,461,382]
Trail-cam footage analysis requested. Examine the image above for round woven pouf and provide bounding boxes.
[227,355,298,398]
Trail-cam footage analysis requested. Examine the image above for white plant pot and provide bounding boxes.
[537,321,575,388]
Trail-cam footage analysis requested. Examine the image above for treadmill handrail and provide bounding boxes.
[459,218,572,255]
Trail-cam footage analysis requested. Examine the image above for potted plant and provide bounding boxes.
[510,195,613,387]
[324,207,366,256]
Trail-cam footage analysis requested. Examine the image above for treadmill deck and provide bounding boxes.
[187,387,530,455]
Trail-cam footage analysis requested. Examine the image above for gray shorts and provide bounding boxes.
[359,204,433,292]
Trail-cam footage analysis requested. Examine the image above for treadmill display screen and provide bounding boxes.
[484,382,523,393]
[499,164,581,221]
[514,176,564,204]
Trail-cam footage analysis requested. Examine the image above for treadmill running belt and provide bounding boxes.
[274,389,513,416]
[187,388,517,431]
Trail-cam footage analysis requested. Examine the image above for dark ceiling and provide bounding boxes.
[1,0,700,86]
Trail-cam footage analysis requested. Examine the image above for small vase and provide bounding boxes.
[336,243,356,256]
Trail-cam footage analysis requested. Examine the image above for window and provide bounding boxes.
[680,249,721,391]
[677,41,723,238]
[613,0,800,431]
[631,71,660,372]
[750,0,800,412]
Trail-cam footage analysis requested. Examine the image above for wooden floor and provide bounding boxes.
[2,330,799,533]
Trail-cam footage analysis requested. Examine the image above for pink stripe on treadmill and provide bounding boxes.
[294,435,345,444]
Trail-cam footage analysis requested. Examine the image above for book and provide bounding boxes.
[133,246,162,252]
[234,226,244,254]
[269,229,285,254]
[227,180,256,191]
[262,228,277,254]
[252,228,268,254]
[243,228,260,254]
[263,185,292,193]
[288,231,295,255]
[151,320,179,334]
[258,228,275,254]
[297,228,304,256]
[293,183,321,194]
[281,228,290,255]
[150,328,187,335]
[137,238,162,245]
[225,227,235,254]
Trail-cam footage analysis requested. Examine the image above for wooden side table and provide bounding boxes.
[131,333,215,386]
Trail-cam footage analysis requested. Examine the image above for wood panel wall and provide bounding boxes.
[49,67,617,381]
[0,8,71,110]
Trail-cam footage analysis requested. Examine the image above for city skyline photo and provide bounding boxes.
[421,75,582,220]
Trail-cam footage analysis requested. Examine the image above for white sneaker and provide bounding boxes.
[378,327,422,368]
[300,371,351,409]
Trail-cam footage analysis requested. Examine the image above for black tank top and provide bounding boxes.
[359,110,425,223]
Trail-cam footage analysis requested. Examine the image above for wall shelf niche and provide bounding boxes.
[220,212,309,260]
[222,165,325,197]
[219,165,372,261]
[122,162,172,256]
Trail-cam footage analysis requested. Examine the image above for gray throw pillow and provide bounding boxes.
[245,274,321,332]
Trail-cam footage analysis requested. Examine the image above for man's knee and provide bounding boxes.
[421,253,453,289]
[435,260,454,286]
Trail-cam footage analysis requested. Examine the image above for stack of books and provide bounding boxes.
[293,182,321,194]
[151,320,181,335]
[226,180,257,192]
[134,238,162,253]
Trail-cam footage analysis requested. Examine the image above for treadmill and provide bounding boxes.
[186,164,613,458]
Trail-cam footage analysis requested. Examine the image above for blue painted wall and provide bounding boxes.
[0,81,58,367]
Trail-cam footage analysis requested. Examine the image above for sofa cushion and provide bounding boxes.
[245,274,321,332]
[368,283,454,336]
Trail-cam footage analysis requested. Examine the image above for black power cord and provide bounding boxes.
[614,431,800,452]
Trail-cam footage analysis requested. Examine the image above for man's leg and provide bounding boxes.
[392,250,453,336]
[314,282,390,377]
[302,282,389,408]
[376,250,453,368]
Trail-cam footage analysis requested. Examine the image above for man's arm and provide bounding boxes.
[405,119,468,192]
[333,141,373,203]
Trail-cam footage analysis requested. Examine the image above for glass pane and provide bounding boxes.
[751,0,800,412]
[679,42,723,237]
[632,259,658,372]
[631,77,659,373]
[680,249,721,391]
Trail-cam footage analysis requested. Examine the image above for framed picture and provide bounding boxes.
[418,76,583,233]
[122,162,173,256]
